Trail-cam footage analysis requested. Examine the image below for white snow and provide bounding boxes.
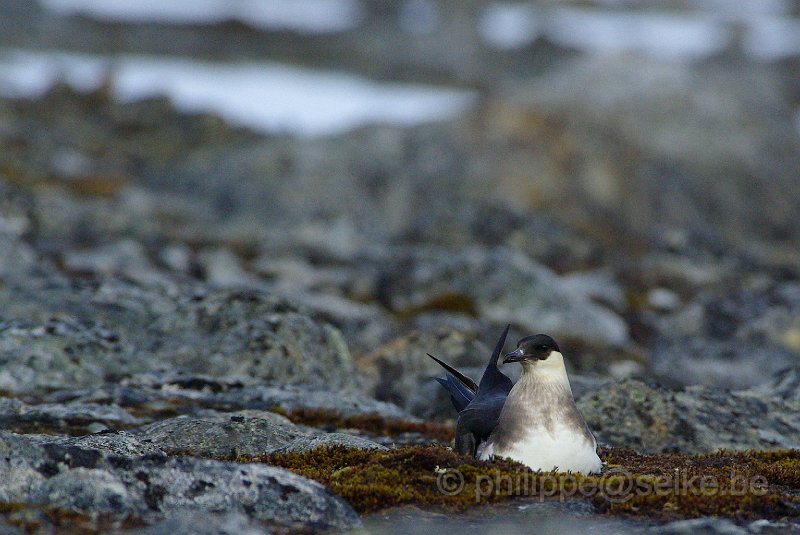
[478,2,800,62]
[0,50,477,138]
[38,0,364,34]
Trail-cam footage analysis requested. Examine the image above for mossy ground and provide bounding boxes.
[274,407,455,443]
[242,445,800,522]
[0,502,145,534]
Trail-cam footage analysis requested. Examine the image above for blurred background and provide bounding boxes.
[0,0,799,417]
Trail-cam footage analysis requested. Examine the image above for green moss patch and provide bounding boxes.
[243,445,800,521]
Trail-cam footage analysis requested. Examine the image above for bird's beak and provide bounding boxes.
[503,348,524,363]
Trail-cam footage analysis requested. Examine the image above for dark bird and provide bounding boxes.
[428,324,513,456]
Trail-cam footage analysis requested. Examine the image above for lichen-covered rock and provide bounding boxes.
[578,379,800,453]
[0,432,49,502]
[275,433,387,454]
[0,318,139,395]
[0,431,361,531]
[0,283,361,395]
[134,411,385,457]
[134,412,307,458]
[46,431,165,457]
[0,396,141,435]
[145,288,359,391]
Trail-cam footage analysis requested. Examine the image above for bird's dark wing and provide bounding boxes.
[457,390,508,443]
[435,374,475,413]
[477,324,513,394]
[427,353,478,393]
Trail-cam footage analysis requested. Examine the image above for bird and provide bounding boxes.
[478,334,602,474]
[427,324,513,456]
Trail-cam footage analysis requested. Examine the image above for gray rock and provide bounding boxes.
[61,239,167,286]
[134,412,307,458]
[0,282,361,395]
[651,281,800,389]
[209,383,410,419]
[25,430,164,458]
[134,410,385,457]
[32,467,134,512]
[489,57,800,248]
[356,327,492,410]
[650,517,746,535]
[578,379,800,453]
[146,288,360,391]
[275,433,387,454]
[0,396,141,435]
[130,511,269,535]
[371,247,629,346]
[0,433,49,502]
[749,367,800,401]
[0,318,139,396]
[0,431,360,531]
[125,456,360,530]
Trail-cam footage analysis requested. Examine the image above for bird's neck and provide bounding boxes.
[518,352,573,395]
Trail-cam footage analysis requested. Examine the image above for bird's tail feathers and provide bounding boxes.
[426,353,478,393]
[435,374,475,413]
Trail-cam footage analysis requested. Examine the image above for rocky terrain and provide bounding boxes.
[1,0,800,533]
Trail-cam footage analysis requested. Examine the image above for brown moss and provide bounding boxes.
[240,444,800,521]
[395,292,479,319]
[274,407,455,443]
[0,503,145,534]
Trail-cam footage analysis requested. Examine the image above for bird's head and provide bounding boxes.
[503,334,561,364]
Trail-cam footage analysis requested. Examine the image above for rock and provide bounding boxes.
[357,327,492,410]
[749,367,800,401]
[0,431,361,531]
[134,410,386,457]
[32,467,135,513]
[0,397,141,435]
[145,288,360,391]
[130,511,267,535]
[0,432,49,502]
[37,372,410,423]
[196,248,261,288]
[61,240,167,286]
[49,431,164,457]
[651,280,800,389]
[274,433,387,454]
[129,456,361,530]
[650,518,746,535]
[484,57,800,248]
[0,317,141,396]
[578,379,800,453]
[372,247,629,347]
[399,202,603,272]
[0,282,361,395]
[134,412,307,458]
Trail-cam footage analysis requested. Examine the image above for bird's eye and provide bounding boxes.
[537,345,549,351]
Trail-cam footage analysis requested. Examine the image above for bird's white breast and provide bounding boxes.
[479,422,602,474]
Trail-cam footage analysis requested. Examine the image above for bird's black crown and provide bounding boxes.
[503,334,560,362]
